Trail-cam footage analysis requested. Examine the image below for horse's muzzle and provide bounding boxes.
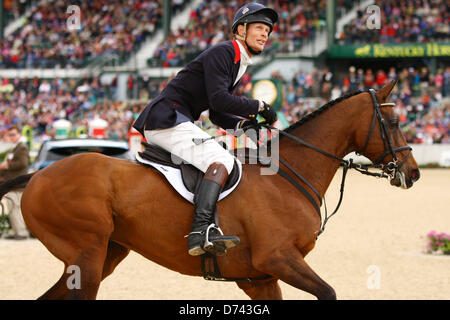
[410,168,420,182]
[390,167,420,189]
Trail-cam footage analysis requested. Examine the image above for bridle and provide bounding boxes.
[357,89,412,180]
[253,89,413,235]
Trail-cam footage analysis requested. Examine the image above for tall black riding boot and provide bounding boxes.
[187,162,240,256]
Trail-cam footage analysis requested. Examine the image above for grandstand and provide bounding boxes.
[0,0,448,161]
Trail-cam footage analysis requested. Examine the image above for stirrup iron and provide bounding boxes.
[203,223,224,249]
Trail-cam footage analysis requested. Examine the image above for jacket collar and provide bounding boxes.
[232,40,240,64]
[232,40,253,66]
[236,40,252,66]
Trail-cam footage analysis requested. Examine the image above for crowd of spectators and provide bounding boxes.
[151,0,358,67]
[150,0,444,68]
[0,64,449,147]
[337,0,450,44]
[0,0,193,69]
[2,1,448,70]
[0,75,144,142]
[1,0,365,70]
[2,0,34,26]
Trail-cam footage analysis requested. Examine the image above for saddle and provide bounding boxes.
[136,141,242,202]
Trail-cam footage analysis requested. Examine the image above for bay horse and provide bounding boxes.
[0,81,419,299]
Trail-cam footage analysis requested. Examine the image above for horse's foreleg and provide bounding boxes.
[236,279,282,300]
[252,246,336,300]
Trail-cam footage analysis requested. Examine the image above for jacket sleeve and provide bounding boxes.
[7,144,29,171]
[203,45,259,119]
[209,110,242,130]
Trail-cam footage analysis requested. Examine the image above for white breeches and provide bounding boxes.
[144,122,235,174]
[1,190,29,237]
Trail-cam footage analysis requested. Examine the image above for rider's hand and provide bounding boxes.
[258,101,278,125]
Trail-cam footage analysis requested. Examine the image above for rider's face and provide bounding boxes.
[241,23,270,55]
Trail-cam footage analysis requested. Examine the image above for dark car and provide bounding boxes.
[29,138,134,172]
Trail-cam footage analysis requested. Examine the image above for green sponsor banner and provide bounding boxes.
[21,125,33,150]
[251,79,283,110]
[329,43,450,58]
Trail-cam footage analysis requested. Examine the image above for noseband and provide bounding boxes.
[357,89,412,180]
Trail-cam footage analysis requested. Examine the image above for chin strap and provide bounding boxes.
[234,23,247,41]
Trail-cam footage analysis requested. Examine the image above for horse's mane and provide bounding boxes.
[283,89,364,134]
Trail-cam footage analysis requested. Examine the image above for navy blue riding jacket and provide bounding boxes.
[133,40,260,134]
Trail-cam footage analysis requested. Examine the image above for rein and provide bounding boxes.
[252,89,412,235]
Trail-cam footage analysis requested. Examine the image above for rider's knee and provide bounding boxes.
[205,156,234,175]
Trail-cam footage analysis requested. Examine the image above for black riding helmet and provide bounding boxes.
[232,3,278,35]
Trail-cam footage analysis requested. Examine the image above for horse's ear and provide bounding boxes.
[376,80,397,101]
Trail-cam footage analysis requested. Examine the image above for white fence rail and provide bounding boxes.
[345,144,450,167]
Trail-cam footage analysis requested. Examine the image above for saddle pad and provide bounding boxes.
[135,153,243,204]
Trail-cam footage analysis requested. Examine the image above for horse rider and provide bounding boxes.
[133,3,279,256]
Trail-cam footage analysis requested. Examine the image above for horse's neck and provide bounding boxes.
[278,100,358,198]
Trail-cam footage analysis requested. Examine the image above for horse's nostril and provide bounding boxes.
[411,168,420,182]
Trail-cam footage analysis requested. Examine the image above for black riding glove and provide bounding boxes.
[258,102,278,125]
